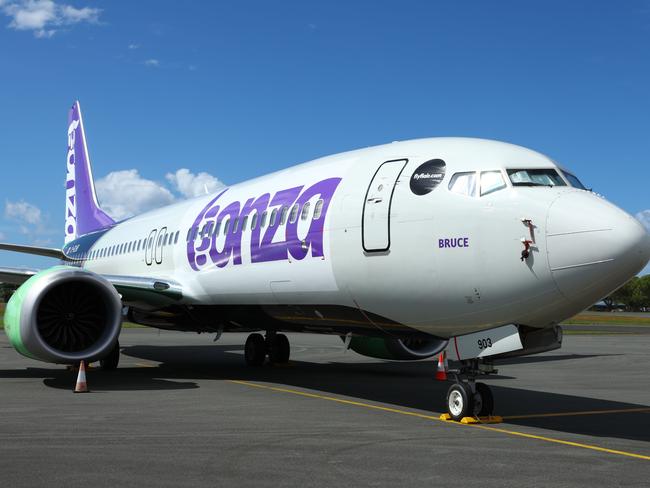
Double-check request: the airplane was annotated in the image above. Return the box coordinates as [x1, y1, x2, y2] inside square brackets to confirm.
[1, 101, 649, 421]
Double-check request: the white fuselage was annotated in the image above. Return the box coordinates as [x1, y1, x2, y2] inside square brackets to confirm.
[72, 138, 650, 338]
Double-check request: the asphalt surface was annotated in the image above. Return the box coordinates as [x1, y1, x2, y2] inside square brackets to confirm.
[1, 329, 649, 487]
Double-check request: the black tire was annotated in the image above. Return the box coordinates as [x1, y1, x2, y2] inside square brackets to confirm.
[269, 334, 290, 364]
[245, 333, 266, 366]
[446, 383, 473, 421]
[474, 382, 494, 417]
[99, 341, 120, 370]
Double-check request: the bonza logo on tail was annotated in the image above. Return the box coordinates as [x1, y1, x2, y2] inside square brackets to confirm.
[187, 177, 342, 270]
[64, 118, 80, 243]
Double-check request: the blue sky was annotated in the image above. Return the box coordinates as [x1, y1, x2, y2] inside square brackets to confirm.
[0, 0, 648, 273]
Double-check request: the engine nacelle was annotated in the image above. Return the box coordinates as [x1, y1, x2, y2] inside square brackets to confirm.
[347, 335, 448, 360]
[3, 266, 122, 363]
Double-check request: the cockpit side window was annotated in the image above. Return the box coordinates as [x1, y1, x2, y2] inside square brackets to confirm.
[448, 172, 477, 197]
[507, 169, 566, 187]
[561, 170, 587, 190]
[480, 171, 507, 196]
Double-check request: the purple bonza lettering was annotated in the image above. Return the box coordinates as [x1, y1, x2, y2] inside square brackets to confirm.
[210, 200, 242, 268]
[254, 186, 303, 263]
[186, 177, 342, 271]
[187, 188, 229, 271]
[286, 178, 340, 260]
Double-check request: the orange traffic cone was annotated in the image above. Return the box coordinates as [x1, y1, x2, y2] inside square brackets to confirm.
[74, 360, 89, 393]
[434, 352, 448, 381]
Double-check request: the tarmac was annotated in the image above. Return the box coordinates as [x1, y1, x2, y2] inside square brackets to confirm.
[1, 328, 649, 487]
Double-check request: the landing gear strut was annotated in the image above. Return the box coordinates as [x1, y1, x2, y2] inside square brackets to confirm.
[444, 359, 495, 421]
[99, 341, 120, 370]
[244, 332, 291, 366]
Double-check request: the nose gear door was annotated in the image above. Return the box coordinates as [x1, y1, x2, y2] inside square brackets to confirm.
[362, 159, 407, 252]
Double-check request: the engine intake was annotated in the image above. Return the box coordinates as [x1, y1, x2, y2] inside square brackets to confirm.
[4, 266, 122, 363]
[346, 335, 448, 360]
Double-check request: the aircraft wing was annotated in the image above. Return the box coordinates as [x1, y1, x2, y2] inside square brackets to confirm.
[0, 267, 183, 305]
[0, 243, 70, 261]
[0, 267, 39, 285]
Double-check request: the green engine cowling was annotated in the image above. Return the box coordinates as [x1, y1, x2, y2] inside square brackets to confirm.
[347, 335, 448, 360]
[4, 266, 122, 363]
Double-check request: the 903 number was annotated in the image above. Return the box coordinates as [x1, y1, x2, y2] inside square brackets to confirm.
[477, 338, 493, 350]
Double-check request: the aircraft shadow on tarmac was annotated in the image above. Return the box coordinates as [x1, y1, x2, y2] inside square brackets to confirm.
[2, 343, 648, 444]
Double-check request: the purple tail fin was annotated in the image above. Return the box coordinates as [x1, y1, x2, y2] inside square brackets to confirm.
[64, 101, 115, 244]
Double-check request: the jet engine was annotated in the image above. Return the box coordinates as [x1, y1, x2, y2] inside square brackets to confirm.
[3, 266, 122, 363]
[346, 335, 448, 360]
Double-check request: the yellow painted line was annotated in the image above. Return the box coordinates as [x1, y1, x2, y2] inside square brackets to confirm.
[228, 379, 650, 461]
[135, 362, 158, 368]
[503, 407, 650, 420]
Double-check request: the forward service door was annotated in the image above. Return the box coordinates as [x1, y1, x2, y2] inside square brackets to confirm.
[362, 159, 407, 252]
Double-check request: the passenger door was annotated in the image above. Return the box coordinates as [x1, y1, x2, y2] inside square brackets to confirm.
[362, 159, 407, 252]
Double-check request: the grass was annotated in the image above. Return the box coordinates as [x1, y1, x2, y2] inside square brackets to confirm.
[562, 313, 650, 326]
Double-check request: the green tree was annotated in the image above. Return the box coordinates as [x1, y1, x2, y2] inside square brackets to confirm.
[604, 275, 650, 311]
[605, 278, 638, 311]
[0, 283, 18, 303]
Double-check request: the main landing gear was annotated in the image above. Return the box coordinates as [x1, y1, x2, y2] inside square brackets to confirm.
[99, 340, 120, 371]
[444, 359, 495, 421]
[244, 332, 290, 366]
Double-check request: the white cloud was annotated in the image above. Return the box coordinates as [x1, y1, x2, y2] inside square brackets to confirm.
[95, 170, 175, 220]
[1, 0, 101, 38]
[166, 168, 225, 198]
[5, 199, 42, 225]
[0, 231, 6, 241]
[637, 210, 650, 232]
[128, 43, 139, 49]
[144, 58, 159, 67]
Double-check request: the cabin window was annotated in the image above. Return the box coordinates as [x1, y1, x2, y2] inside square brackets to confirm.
[175, 230, 180, 244]
[260, 211, 268, 228]
[251, 212, 258, 230]
[270, 208, 278, 226]
[224, 218, 231, 235]
[280, 206, 288, 225]
[448, 172, 477, 197]
[289, 204, 299, 223]
[241, 215, 248, 231]
[301, 202, 311, 220]
[214, 220, 221, 236]
[233, 217, 239, 233]
[480, 171, 507, 196]
[313, 200, 324, 219]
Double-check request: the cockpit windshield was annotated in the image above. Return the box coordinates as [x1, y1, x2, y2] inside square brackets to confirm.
[561, 170, 587, 190]
[507, 169, 567, 187]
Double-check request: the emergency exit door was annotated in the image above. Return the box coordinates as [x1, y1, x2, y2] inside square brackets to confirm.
[362, 159, 407, 252]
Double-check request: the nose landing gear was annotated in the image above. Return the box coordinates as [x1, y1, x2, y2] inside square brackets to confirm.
[443, 359, 497, 422]
[244, 332, 291, 366]
[445, 381, 494, 421]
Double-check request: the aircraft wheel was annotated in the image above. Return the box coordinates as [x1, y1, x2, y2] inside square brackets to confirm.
[245, 333, 266, 366]
[99, 341, 120, 370]
[269, 334, 290, 364]
[446, 383, 473, 421]
[474, 382, 494, 417]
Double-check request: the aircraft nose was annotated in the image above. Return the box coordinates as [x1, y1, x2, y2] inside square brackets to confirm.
[546, 191, 650, 303]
